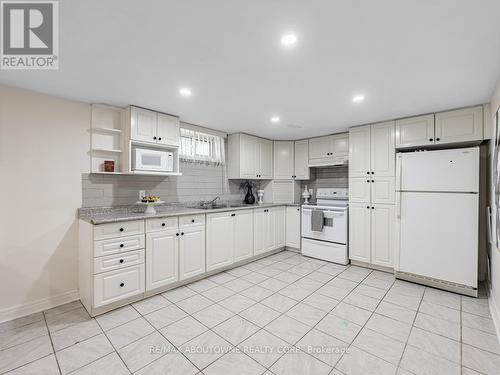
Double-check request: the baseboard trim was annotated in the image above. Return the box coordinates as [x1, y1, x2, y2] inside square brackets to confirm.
[0, 290, 80, 324]
[488, 284, 500, 344]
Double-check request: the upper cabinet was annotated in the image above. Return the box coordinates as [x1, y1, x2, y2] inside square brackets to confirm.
[129, 106, 180, 147]
[308, 133, 349, 167]
[228, 133, 273, 179]
[395, 106, 483, 149]
[435, 106, 483, 145]
[273, 140, 310, 180]
[349, 122, 395, 178]
[395, 114, 435, 149]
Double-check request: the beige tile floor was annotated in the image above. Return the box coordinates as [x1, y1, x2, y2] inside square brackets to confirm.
[1, 250, 499, 375]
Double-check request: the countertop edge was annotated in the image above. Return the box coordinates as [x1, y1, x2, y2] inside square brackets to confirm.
[79, 203, 301, 225]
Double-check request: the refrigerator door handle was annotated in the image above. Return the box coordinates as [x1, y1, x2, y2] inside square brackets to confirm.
[395, 154, 402, 191]
[396, 191, 401, 219]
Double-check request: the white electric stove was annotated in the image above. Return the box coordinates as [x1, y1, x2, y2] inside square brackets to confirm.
[301, 188, 349, 264]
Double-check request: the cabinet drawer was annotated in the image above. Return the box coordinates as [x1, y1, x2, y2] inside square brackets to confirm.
[179, 214, 205, 228]
[94, 234, 145, 257]
[94, 264, 145, 308]
[93, 220, 144, 240]
[146, 217, 178, 232]
[94, 249, 144, 274]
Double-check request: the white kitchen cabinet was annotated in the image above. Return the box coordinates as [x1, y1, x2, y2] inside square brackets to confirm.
[146, 229, 179, 291]
[179, 225, 205, 280]
[206, 212, 234, 271]
[254, 206, 286, 255]
[349, 125, 371, 178]
[308, 133, 349, 166]
[274, 141, 295, 179]
[228, 133, 273, 179]
[234, 210, 254, 262]
[371, 204, 395, 268]
[130, 107, 157, 143]
[395, 114, 435, 149]
[348, 203, 371, 263]
[294, 140, 310, 180]
[129, 106, 180, 146]
[94, 264, 145, 308]
[435, 106, 483, 145]
[286, 206, 301, 249]
[348, 178, 371, 203]
[371, 177, 395, 204]
[371, 121, 395, 177]
[157, 113, 180, 146]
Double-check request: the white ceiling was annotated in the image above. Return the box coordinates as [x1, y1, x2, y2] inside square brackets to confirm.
[1, 0, 500, 139]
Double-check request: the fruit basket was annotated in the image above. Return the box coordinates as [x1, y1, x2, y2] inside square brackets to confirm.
[136, 196, 164, 214]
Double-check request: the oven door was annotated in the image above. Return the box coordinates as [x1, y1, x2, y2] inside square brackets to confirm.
[301, 207, 347, 244]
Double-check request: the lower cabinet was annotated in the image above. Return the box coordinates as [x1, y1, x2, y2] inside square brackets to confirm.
[179, 225, 206, 280]
[254, 206, 285, 255]
[349, 203, 395, 268]
[206, 209, 256, 271]
[286, 206, 300, 249]
[206, 212, 234, 272]
[146, 229, 179, 291]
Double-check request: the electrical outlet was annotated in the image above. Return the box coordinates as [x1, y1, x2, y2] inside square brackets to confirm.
[139, 190, 146, 199]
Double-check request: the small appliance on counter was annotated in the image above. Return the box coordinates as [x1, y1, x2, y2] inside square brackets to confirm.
[301, 188, 349, 264]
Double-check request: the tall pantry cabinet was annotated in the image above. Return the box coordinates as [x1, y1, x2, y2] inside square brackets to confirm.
[348, 121, 396, 269]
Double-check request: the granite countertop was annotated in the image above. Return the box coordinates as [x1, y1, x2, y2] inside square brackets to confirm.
[79, 202, 301, 225]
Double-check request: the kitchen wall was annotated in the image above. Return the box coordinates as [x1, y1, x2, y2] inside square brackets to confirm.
[488, 76, 500, 335]
[301, 165, 348, 201]
[0, 85, 90, 322]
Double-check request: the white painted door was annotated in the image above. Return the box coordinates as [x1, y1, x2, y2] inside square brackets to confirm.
[286, 206, 301, 248]
[130, 107, 157, 143]
[348, 203, 371, 263]
[206, 212, 234, 271]
[240, 134, 258, 178]
[332, 133, 349, 161]
[294, 140, 310, 180]
[259, 139, 274, 179]
[253, 209, 265, 255]
[371, 177, 396, 204]
[274, 141, 294, 179]
[157, 113, 180, 146]
[274, 206, 286, 248]
[371, 121, 395, 177]
[371, 204, 395, 268]
[349, 126, 371, 178]
[348, 178, 371, 203]
[179, 226, 205, 280]
[309, 136, 333, 165]
[395, 114, 435, 149]
[146, 229, 179, 291]
[435, 106, 483, 145]
[234, 210, 254, 262]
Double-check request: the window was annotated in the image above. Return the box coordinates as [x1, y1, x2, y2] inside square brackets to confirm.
[179, 128, 225, 165]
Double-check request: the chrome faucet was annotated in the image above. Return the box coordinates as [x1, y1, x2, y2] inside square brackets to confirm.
[201, 196, 220, 207]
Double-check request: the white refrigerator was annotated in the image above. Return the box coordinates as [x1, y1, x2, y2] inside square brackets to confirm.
[395, 147, 479, 296]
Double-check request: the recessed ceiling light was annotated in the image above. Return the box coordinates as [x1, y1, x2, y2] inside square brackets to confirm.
[280, 34, 297, 46]
[271, 116, 280, 123]
[352, 94, 365, 103]
[179, 88, 192, 97]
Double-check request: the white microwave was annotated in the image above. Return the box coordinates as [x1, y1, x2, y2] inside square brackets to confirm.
[133, 148, 173, 172]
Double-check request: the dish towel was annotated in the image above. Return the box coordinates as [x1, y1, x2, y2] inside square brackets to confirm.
[311, 210, 324, 232]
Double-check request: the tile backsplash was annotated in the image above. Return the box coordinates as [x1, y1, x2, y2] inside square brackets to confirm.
[82, 162, 347, 207]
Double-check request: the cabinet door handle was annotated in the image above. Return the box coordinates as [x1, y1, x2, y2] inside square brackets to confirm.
[366, 206, 370, 209]
[120, 282, 124, 287]
[181, 232, 184, 235]
[367, 179, 370, 183]
[371, 172, 374, 174]
[429, 138, 433, 142]
[371, 180, 374, 183]
[371, 206, 375, 209]
[158, 137, 162, 141]
[366, 171, 370, 175]
[231, 213, 236, 216]
[119, 228, 124, 232]
[176, 233, 179, 236]
[161, 223, 166, 227]
[297, 208, 300, 211]
[436, 138, 440, 141]
[119, 259, 124, 264]
[191, 219, 195, 223]
[119, 244, 124, 248]
[153, 136, 157, 140]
